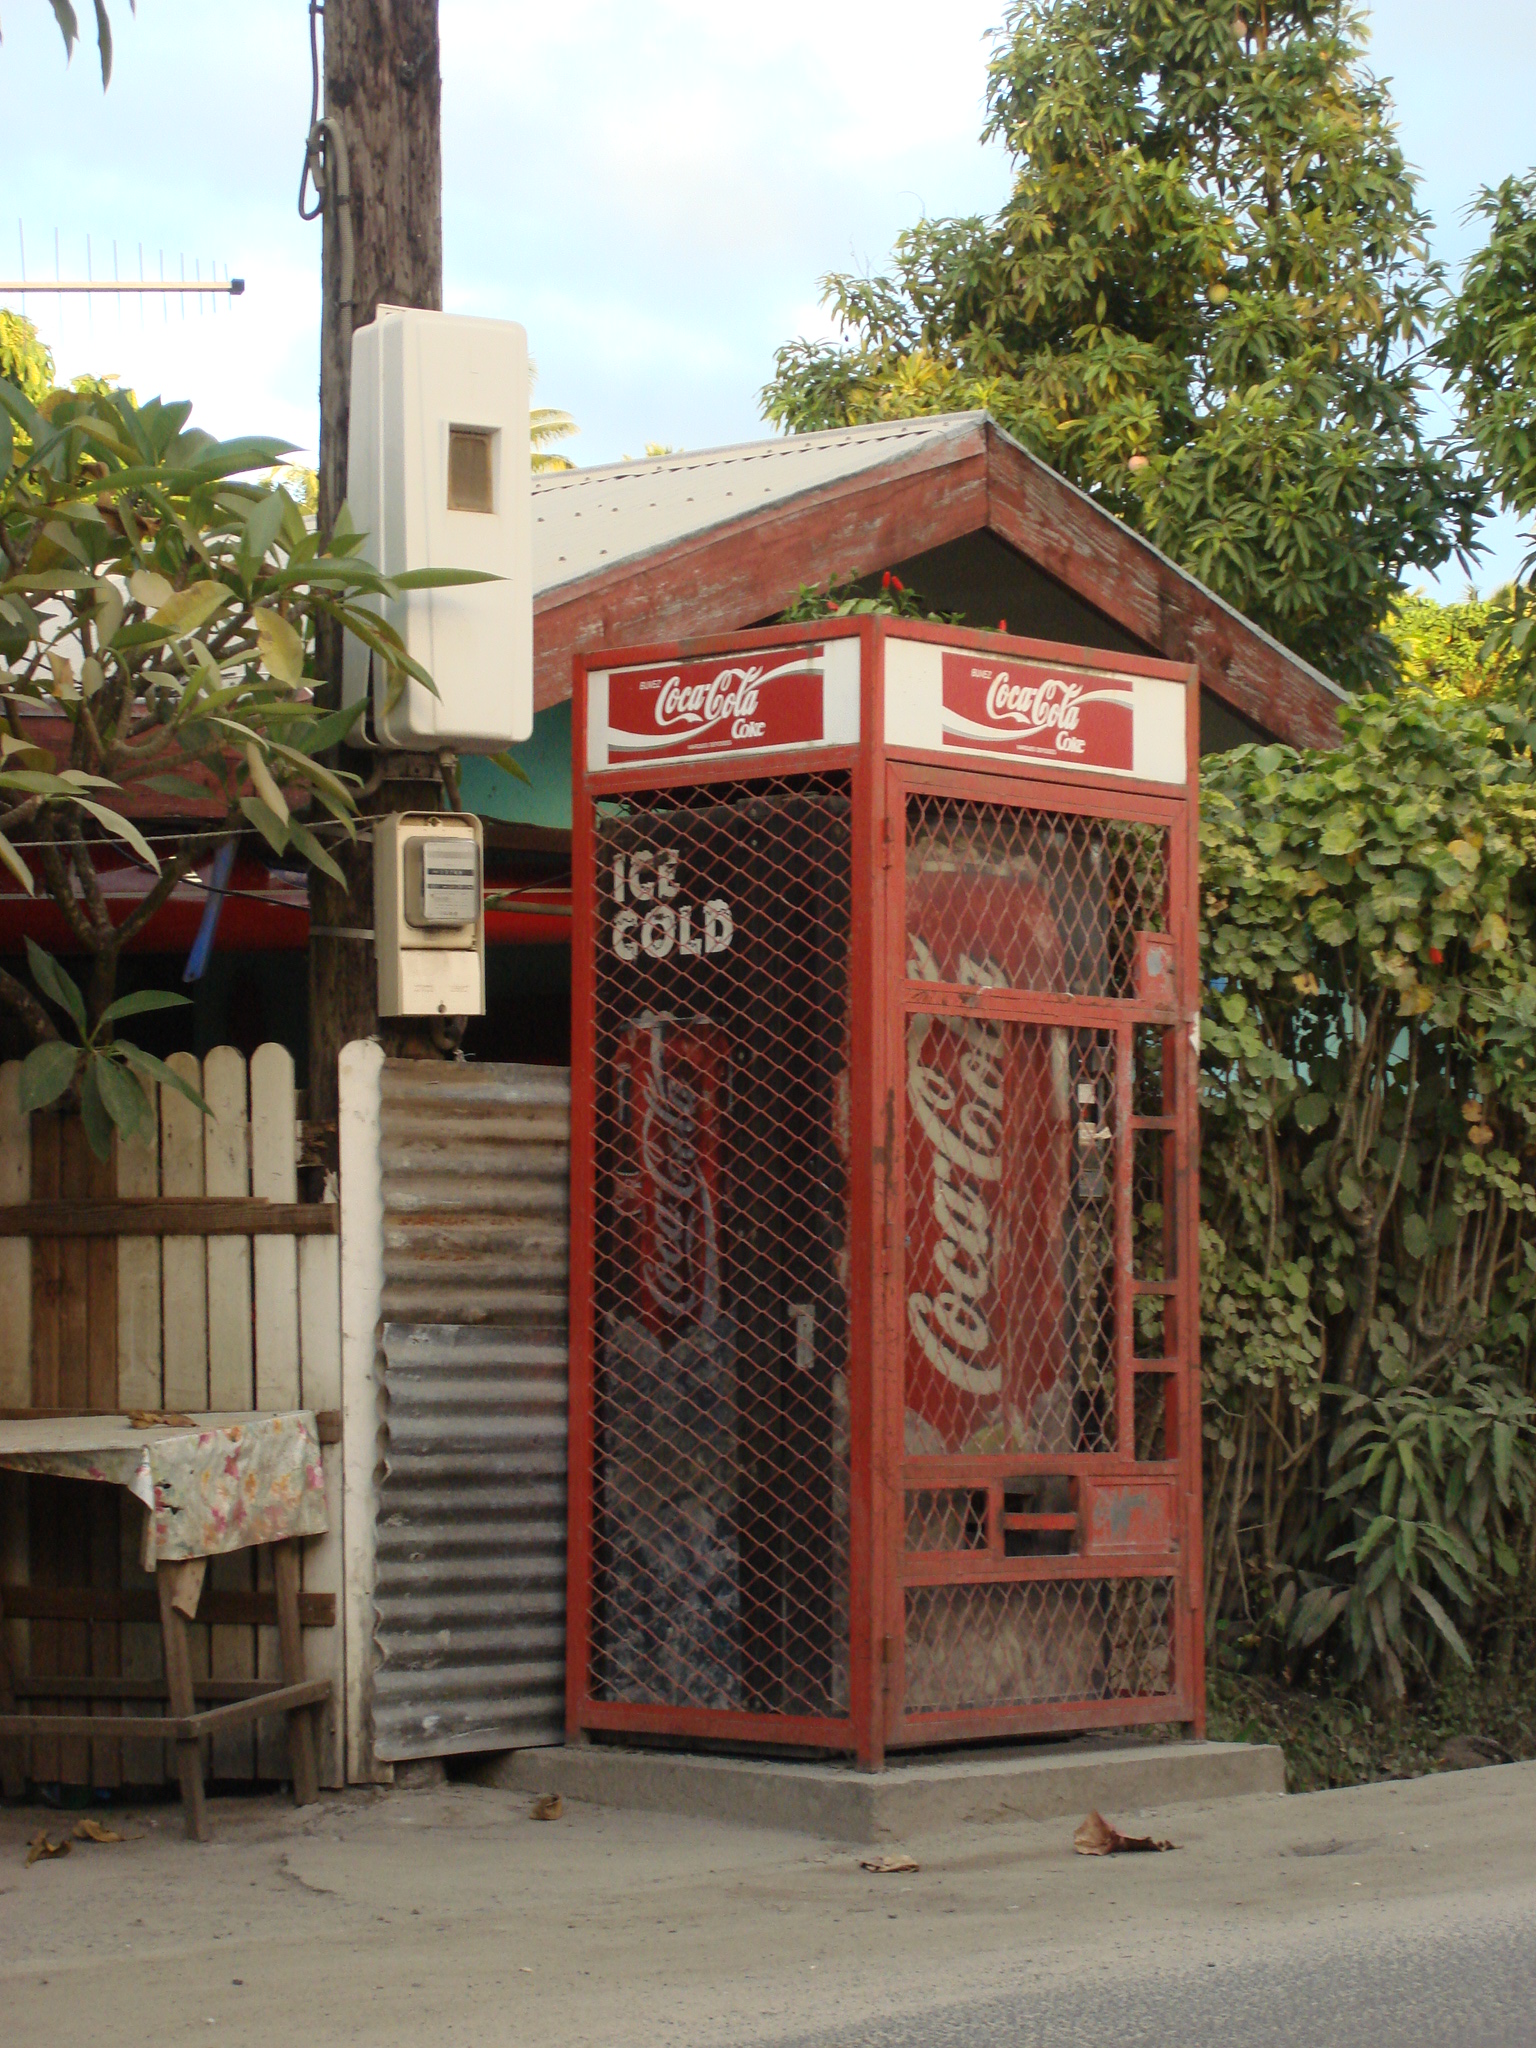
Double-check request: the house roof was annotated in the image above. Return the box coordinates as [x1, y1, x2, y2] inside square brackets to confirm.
[529, 412, 1345, 751]
[532, 417, 971, 595]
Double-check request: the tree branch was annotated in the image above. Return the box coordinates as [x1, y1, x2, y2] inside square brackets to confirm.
[111, 833, 205, 950]
[0, 964, 61, 1045]
[35, 818, 97, 954]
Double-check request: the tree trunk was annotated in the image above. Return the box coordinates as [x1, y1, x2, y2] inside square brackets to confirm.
[309, 0, 443, 1150]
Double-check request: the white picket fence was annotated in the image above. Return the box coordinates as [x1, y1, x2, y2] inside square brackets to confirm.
[0, 1044, 344, 1788]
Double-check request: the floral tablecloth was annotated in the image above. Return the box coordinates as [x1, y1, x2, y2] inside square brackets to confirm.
[0, 1412, 328, 1567]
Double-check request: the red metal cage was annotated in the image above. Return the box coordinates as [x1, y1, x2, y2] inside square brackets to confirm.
[568, 619, 1203, 1766]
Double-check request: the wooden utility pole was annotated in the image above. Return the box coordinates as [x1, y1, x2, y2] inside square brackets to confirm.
[308, 0, 443, 1144]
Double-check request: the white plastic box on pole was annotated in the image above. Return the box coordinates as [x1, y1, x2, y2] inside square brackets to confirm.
[343, 307, 533, 750]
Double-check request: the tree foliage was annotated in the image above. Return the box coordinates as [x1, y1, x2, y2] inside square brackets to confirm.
[1199, 690, 1536, 1695]
[764, 0, 1481, 689]
[0, 313, 54, 408]
[1439, 171, 1536, 684]
[1385, 590, 1513, 704]
[0, 373, 481, 1154]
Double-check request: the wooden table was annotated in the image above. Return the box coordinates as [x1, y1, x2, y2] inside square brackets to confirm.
[0, 1412, 332, 1841]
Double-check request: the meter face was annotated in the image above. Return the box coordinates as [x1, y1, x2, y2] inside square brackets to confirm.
[406, 836, 480, 927]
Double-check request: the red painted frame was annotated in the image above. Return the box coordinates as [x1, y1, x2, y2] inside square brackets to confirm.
[568, 618, 1203, 1766]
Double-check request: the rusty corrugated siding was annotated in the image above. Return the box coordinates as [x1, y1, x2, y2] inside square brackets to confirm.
[372, 1062, 570, 1760]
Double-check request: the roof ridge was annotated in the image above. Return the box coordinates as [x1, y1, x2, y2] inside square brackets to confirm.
[531, 412, 985, 494]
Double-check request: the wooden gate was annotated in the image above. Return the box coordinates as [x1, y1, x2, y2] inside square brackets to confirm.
[0, 1044, 344, 1790]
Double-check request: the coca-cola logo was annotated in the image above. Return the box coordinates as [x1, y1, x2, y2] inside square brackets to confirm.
[654, 671, 763, 733]
[983, 674, 1083, 736]
[906, 935, 1008, 1398]
[940, 651, 1134, 769]
[605, 651, 825, 760]
[638, 1066, 710, 1321]
[631, 1020, 722, 1329]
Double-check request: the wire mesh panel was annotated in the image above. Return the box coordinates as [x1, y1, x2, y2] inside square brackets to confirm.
[585, 773, 853, 1721]
[904, 1579, 1175, 1713]
[903, 1017, 1118, 1459]
[905, 795, 1170, 998]
[897, 781, 1189, 1735]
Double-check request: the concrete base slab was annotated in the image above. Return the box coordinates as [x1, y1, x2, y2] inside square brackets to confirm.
[473, 1737, 1285, 1842]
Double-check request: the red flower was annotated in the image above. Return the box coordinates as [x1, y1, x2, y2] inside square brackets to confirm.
[891, 576, 904, 594]
[1428, 946, 1444, 965]
[881, 570, 892, 589]
[998, 618, 1007, 633]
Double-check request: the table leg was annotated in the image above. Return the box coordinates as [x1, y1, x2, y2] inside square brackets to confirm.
[156, 1565, 209, 1842]
[0, 1584, 24, 1801]
[273, 1540, 319, 1809]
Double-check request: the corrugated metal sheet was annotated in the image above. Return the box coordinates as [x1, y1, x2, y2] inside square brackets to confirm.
[372, 1061, 570, 1760]
[380, 1060, 569, 1328]
[532, 414, 982, 594]
[374, 1322, 567, 1758]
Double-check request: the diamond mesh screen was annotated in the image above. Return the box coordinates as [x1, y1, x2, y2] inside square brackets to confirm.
[904, 1022, 1118, 1458]
[587, 774, 852, 1717]
[905, 797, 1169, 998]
[903, 1579, 1175, 1712]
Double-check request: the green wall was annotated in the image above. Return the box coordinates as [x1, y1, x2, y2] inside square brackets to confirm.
[459, 700, 572, 829]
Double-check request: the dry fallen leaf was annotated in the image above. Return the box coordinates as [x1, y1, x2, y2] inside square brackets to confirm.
[128, 1410, 195, 1429]
[531, 1793, 563, 1821]
[25, 1830, 71, 1867]
[74, 1817, 127, 1844]
[1073, 1810, 1175, 1856]
[859, 1851, 920, 1874]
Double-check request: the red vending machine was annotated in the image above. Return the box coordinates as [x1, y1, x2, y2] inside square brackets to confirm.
[568, 620, 1202, 1767]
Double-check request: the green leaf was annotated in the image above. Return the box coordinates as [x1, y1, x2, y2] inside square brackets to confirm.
[17, 1039, 79, 1113]
[89, 1050, 153, 1142]
[1293, 1093, 1330, 1132]
[240, 491, 286, 572]
[488, 751, 533, 785]
[116, 1042, 212, 1120]
[96, 989, 193, 1030]
[24, 937, 87, 1038]
[239, 792, 290, 856]
[253, 605, 305, 686]
[290, 699, 367, 756]
[151, 581, 233, 639]
[0, 829, 35, 895]
[1402, 1212, 1431, 1260]
[141, 773, 214, 801]
[1408, 1581, 1472, 1667]
[78, 1057, 115, 1163]
[285, 819, 346, 888]
[70, 800, 161, 873]
[388, 567, 500, 590]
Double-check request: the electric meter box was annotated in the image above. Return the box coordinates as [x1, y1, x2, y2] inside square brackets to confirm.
[567, 617, 1205, 1769]
[343, 306, 533, 752]
[375, 811, 485, 1018]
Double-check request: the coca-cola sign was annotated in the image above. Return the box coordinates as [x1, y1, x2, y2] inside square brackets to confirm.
[941, 652, 1133, 770]
[604, 651, 825, 764]
[616, 1014, 726, 1336]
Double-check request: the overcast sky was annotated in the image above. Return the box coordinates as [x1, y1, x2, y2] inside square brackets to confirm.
[6, 0, 1533, 590]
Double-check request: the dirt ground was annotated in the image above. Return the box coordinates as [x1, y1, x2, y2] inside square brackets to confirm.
[2, 1760, 1534, 2046]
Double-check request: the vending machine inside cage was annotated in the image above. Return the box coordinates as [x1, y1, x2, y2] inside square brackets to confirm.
[568, 620, 1203, 1766]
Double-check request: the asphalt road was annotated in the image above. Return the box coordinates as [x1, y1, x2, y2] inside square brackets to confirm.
[3, 1759, 1534, 2047]
[774, 1900, 1536, 2048]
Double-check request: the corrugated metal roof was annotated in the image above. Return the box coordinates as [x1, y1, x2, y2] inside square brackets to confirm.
[370, 1060, 572, 1761]
[532, 413, 981, 596]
